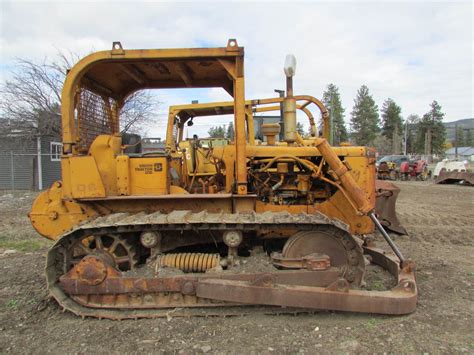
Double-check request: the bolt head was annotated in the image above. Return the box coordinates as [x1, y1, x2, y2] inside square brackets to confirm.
[48, 211, 59, 220]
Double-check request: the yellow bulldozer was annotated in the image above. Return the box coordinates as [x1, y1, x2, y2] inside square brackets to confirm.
[29, 40, 416, 319]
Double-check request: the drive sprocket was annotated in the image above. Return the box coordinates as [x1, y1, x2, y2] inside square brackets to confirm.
[65, 234, 138, 272]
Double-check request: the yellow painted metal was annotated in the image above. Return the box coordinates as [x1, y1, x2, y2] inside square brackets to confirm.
[256, 146, 374, 234]
[261, 123, 280, 145]
[29, 182, 98, 240]
[234, 77, 247, 194]
[253, 95, 330, 139]
[128, 157, 169, 195]
[165, 97, 321, 151]
[116, 155, 130, 195]
[163, 94, 375, 232]
[254, 104, 317, 137]
[283, 97, 297, 143]
[245, 106, 256, 145]
[313, 137, 373, 214]
[68, 156, 106, 198]
[160, 253, 220, 272]
[60, 158, 72, 197]
[89, 135, 121, 196]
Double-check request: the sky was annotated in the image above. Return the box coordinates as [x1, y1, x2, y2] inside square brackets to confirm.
[0, 0, 472, 138]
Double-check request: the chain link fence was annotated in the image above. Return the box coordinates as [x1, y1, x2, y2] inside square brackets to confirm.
[0, 152, 60, 191]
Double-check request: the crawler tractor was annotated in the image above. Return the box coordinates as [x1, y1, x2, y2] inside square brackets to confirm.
[29, 40, 416, 319]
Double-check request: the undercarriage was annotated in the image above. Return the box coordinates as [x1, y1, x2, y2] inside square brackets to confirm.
[47, 211, 417, 319]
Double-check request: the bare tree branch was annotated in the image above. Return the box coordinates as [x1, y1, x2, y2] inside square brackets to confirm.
[120, 91, 159, 134]
[0, 51, 159, 141]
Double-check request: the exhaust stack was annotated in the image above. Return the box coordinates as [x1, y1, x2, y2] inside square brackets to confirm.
[283, 54, 297, 143]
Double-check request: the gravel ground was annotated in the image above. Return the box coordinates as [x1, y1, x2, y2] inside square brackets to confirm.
[0, 181, 473, 353]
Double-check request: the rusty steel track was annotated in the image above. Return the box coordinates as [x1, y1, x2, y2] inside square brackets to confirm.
[46, 210, 416, 319]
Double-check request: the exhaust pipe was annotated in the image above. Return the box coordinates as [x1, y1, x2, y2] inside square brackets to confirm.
[283, 54, 297, 144]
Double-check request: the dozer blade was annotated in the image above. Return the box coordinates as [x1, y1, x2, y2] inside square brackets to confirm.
[435, 170, 474, 185]
[375, 180, 407, 235]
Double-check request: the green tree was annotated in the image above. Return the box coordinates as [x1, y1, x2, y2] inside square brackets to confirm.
[296, 122, 305, 136]
[405, 114, 420, 154]
[322, 83, 348, 144]
[208, 125, 226, 138]
[226, 122, 234, 140]
[466, 129, 474, 146]
[350, 85, 380, 146]
[454, 126, 465, 147]
[381, 98, 403, 153]
[416, 101, 447, 155]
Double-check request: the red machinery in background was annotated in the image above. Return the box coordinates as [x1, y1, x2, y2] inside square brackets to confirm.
[399, 160, 429, 181]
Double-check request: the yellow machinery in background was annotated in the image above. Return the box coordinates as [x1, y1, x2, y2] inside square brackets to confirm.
[29, 40, 416, 319]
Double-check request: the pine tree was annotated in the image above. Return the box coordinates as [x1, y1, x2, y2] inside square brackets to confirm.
[405, 114, 420, 154]
[226, 122, 234, 140]
[416, 101, 447, 155]
[454, 126, 465, 147]
[350, 85, 380, 146]
[322, 84, 348, 144]
[466, 129, 474, 146]
[296, 122, 305, 136]
[381, 98, 403, 153]
[208, 125, 226, 138]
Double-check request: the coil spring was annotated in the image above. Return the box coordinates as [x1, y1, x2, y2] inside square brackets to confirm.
[160, 253, 220, 273]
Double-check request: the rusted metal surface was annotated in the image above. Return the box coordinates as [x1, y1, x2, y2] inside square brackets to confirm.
[271, 253, 331, 271]
[197, 246, 416, 315]
[280, 230, 365, 284]
[46, 210, 352, 318]
[66, 234, 138, 272]
[377, 161, 397, 180]
[58, 246, 416, 315]
[435, 170, 474, 185]
[60, 256, 341, 296]
[74, 255, 108, 286]
[375, 180, 407, 235]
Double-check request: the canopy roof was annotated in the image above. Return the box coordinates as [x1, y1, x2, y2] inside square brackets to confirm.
[83, 56, 236, 99]
[61, 40, 245, 151]
[66, 40, 244, 101]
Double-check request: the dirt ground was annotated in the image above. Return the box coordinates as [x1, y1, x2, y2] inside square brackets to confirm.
[0, 181, 473, 353]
